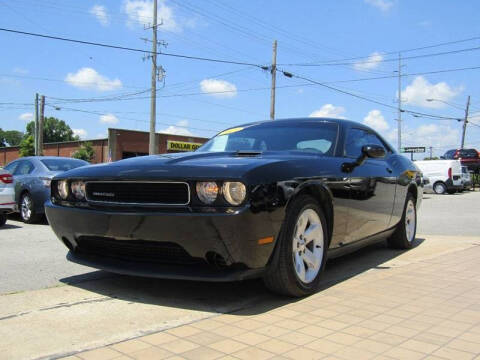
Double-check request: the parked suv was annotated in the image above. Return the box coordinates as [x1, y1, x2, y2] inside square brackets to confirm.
[443, 148, 480, 173]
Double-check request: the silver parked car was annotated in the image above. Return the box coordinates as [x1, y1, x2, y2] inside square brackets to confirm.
[4, 156, 88, 223]
[0, 168, 15, 227]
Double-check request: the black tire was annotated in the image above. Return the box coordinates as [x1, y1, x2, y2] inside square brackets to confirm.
[388, 193, 417, 249]
[433, 182, 447, 194]
[0, 214, 6, 227]
[19, 193, 41, 224]
[263, 195, 328, 297]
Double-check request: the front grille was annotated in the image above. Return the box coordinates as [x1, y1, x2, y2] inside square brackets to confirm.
[85, 181, 190, 205]
[76, 236, 201, 265]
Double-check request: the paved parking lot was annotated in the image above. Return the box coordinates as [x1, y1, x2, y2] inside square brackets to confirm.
[0, 191, 479, 359]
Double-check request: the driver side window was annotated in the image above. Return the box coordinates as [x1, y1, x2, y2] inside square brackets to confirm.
[345, 128, 386, 158]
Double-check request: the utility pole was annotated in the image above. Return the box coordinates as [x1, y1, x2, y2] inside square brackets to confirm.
[397, 53, 402, 152]
[148, 0, 158, 155]
[34, 93, 39, 156]
[461, 95, 470, 149]
[38, 95, 45, 156]
[270, 40, 277, 120]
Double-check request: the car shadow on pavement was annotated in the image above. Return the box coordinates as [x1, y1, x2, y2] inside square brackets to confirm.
[0, 223, 22, 230]
[60, 237, 425, 316]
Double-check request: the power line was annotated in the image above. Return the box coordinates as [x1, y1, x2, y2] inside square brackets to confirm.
[44, 104, 221, 133]
[281, 46, 480, 67]
[0, 27, 268, 69]
[281, 35, 480, 65]
[279, 69, 463, 121]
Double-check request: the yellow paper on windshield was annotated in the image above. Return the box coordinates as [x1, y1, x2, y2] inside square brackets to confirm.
[219, 127, 243, 136]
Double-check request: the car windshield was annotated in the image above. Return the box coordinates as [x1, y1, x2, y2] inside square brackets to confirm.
[459, 149, 478, 158]
[197, 121, 338, 155]
[40, 158, 88, 172]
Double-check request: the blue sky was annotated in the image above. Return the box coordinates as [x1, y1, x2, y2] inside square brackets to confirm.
[1, 0, 480, 158]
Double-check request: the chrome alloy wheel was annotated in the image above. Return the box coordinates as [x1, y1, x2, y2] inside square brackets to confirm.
[292, 208, 324, 284]
[21, 195, 32, 221]
[405, 199, 416, 243]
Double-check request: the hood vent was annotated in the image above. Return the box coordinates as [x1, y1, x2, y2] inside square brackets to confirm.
[235, 150, 262, 157]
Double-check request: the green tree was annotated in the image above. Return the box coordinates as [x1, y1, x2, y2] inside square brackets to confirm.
[25, 117, 79, 143]
[72, 142, 94, 162]
[19, 135, 35, 157]
[0, 129, 24, 147]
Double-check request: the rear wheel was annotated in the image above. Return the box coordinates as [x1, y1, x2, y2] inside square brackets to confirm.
[0, 214, 6, 227]
[20, 193, 40, 224]
[388, 193, 416, 249]
[433, 182, 447, 194]
[263, 195, 328, 297]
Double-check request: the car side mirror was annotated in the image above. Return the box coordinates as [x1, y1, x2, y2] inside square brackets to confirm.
[342, 144, 385, 173]
[362, 144, 385, 159]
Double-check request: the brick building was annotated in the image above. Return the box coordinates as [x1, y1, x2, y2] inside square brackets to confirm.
[0, 128, 209, 166]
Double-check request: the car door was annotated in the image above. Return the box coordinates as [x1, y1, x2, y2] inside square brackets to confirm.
[343, 127, 396, 244]
[12, 160, 36, 195]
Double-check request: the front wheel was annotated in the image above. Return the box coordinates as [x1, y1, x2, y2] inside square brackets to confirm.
[433, 182, 447, 194]
[263, 195, 328, 297]
[388, 193, 417, 249]
[0, 214, 6, 227]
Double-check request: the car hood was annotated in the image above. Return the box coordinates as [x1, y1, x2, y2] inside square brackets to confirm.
[54, 151, 316, 180]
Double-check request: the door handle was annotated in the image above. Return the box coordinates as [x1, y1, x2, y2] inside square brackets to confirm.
[386, 167, 393, 173]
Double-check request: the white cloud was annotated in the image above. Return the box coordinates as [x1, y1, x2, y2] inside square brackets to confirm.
[123, 0, 180, 32]
[354, 52, 384, 71]
[365, 0, 394, 12]
[160, 120, 193, 136]
[99, 113, 119, 124]
[401, 76, 462, 109]
[73, 128, 88, 139]
[13, 67, 28, 75]
[90, 5, 110, 26]
[19, 112, 33, 121]
[386, 124, 460, 152]
[363, 109, 389, 132]
[200, 79, 237, 98]
[65, 68, 122, 91]
[309, 104, 346, 119]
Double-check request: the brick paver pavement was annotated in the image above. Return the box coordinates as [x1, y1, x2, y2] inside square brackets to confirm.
[60, 245, 480, 360]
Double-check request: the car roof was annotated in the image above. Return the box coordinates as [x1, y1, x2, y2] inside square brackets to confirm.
[223, 117, 371, 132]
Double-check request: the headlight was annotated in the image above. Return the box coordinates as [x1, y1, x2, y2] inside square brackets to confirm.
[222, 182, 246, 206]
[196, 181, 218, 204]
[71, 181, 86, 200]
[57, 180, 69, 200]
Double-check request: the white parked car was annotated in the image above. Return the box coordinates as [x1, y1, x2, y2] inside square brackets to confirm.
[0, 168, 15, 227]
[414, 160, 462, 194]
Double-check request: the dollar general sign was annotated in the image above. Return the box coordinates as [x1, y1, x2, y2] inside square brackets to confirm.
[167, 140, 203, 152]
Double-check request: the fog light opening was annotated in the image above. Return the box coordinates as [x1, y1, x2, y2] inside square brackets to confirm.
[205, 251, 228, 269]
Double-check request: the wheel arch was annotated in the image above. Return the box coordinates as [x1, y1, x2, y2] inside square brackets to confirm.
[407, 183, 418, 202]
[287, 181, 334, 244]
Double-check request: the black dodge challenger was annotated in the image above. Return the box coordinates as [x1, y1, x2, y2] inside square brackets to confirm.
[46, 118, 423, 296]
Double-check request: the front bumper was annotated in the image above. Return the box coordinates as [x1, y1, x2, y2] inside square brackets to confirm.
[45, 202, 284, 281]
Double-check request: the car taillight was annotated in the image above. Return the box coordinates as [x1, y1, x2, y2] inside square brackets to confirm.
[448, 167, 452, 179]
[0, 174, 13, 184]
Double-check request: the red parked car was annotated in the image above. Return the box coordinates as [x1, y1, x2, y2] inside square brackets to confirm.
[443, 148, 480, 173]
